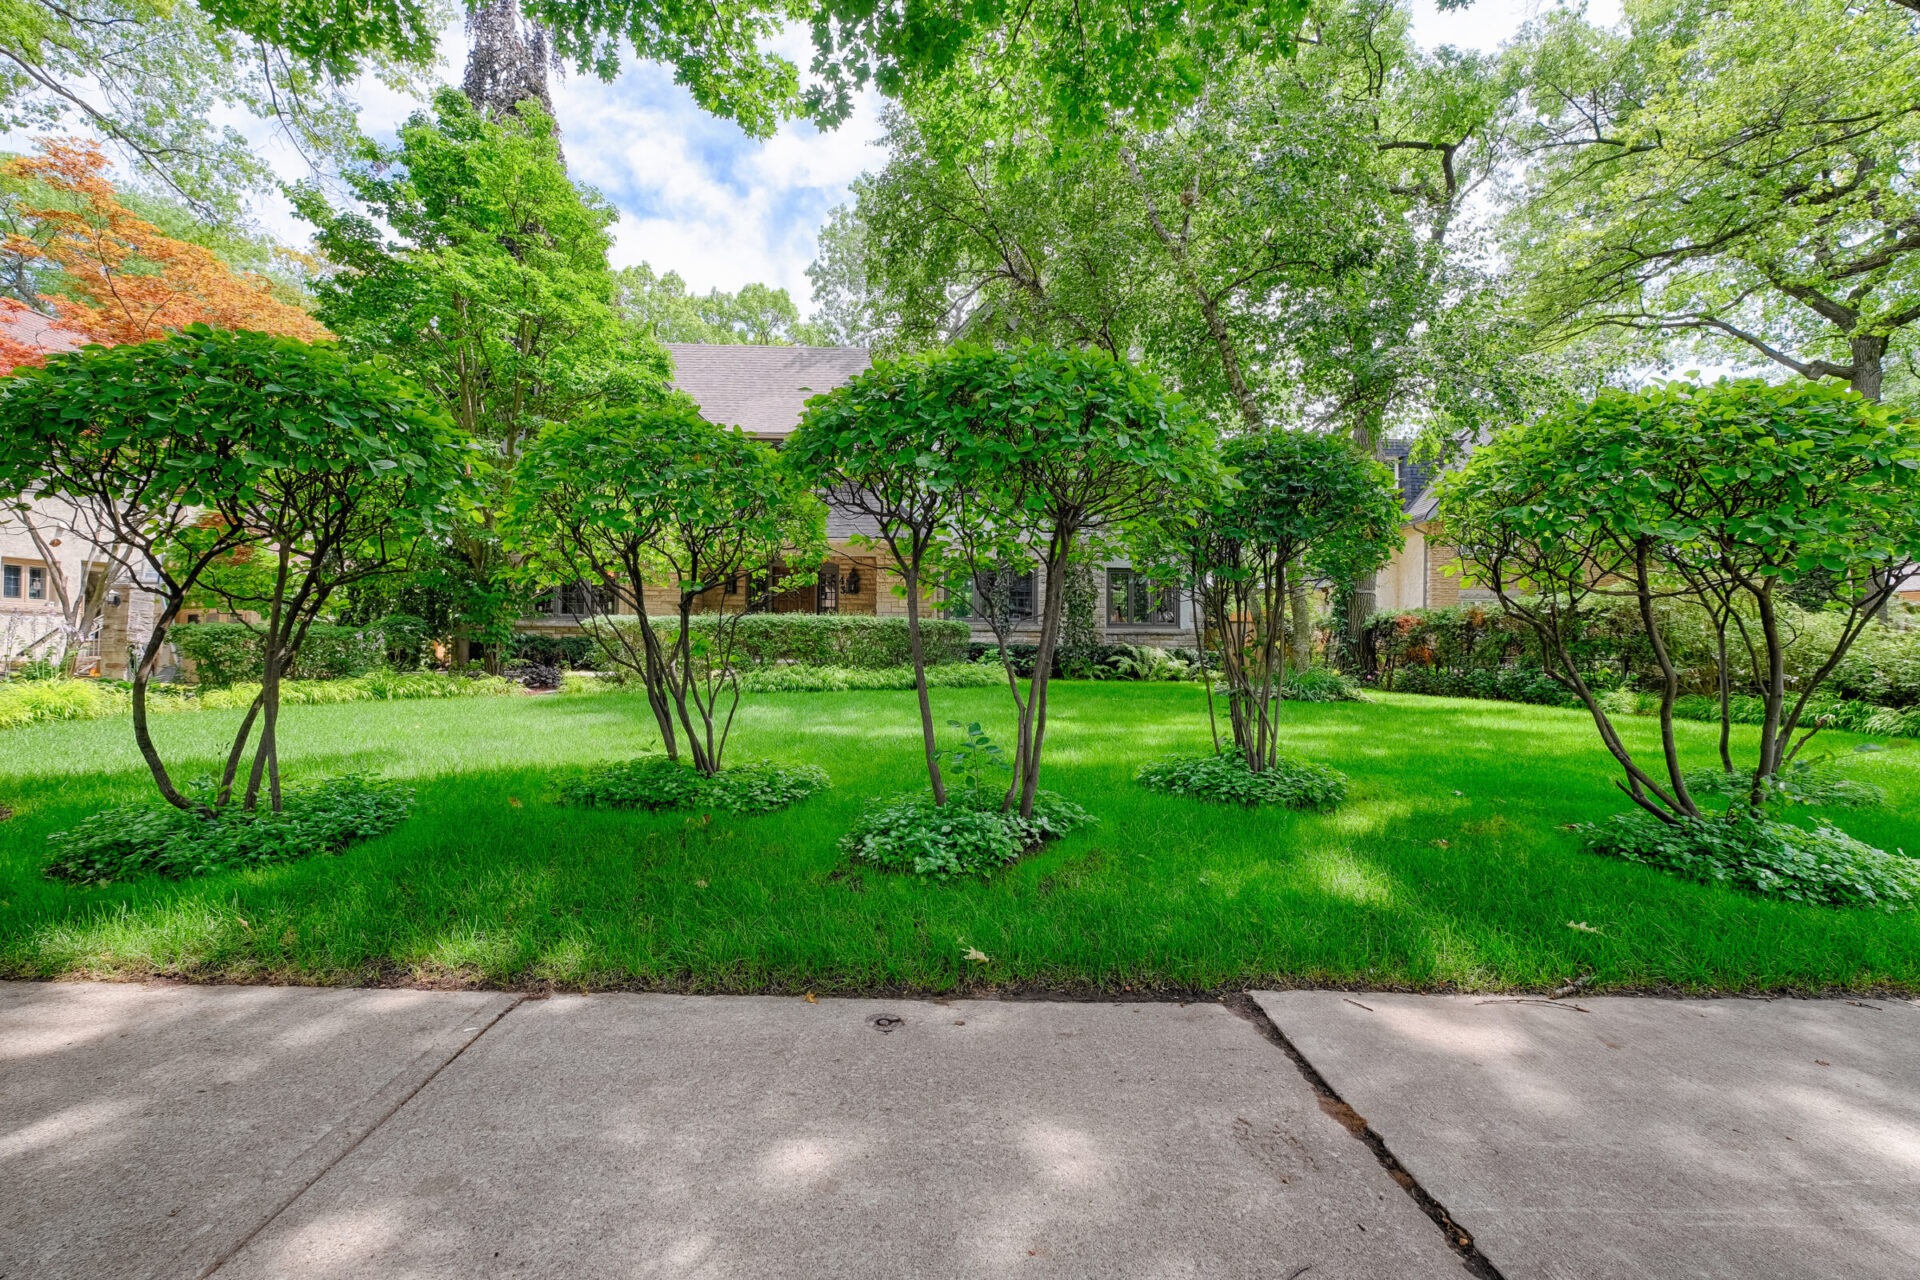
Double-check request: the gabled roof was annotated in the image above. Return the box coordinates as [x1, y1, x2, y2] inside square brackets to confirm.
[665, 343, 871, 440]
[0, 301, 83, 359]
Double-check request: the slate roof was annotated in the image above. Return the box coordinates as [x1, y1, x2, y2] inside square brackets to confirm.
[665, 343, 871, 440]
[1377, 438, 1441, 518]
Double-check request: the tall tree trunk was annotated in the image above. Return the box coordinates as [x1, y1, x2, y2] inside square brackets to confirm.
[1849, 333, 1886, 401]
[1288, 564, 1313, 671]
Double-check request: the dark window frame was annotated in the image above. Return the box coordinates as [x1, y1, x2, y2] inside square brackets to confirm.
[1107, 567, 1178, 627]
[1, 564, 17, 599]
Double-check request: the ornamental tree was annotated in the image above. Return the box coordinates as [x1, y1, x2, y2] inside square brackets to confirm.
[0, 139, 330, 349]
[0, 326, 468, 813]
[1186, 431, 1402, 772]
[787, 349, 1008, 804]
[506, 402, 824, 775]
[942, 346, 1217, 820]
[1442, 379, 1920, 823]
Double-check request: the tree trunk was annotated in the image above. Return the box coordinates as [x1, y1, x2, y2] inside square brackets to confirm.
[1288, 565, 1313, 671]
[1849, 333, 1886, 401]
[902, 563, 947, 805]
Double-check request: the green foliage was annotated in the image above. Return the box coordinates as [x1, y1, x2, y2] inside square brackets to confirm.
[839, 786, 1096, 879]
[0, 677, 122, 731]
[735, 664, 999, 693]
[554, 757, 829, 815]
[196, 673, 521, 709]
[944, 719, 1009, 793]
[1281, 667, 1366, 703]
[1101, 644, 1197, 682]
[626, 615, 972, 671]
[45, 774, 412, 885]
[1135, 752, 1348, 810]
[171, 623, 386, 687]
[1579, 809, 1917, 911]
[1510, 0, 1920, 400]
[616, 263, 827, 344]
[1682, 758, 1886, 811]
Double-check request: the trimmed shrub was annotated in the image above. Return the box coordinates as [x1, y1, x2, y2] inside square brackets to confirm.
[1579, 809, 1917, 910]
[593, 615, 971, 671]
[511, 632, 600, 669]
[171, 622, 385, 686]
[46, 774, 413, 885]
[554, 757, 829, 814]
[1135, 752, 1348, 810]
[840, 786, 1096, 878]
[737, 663, 1002, 693]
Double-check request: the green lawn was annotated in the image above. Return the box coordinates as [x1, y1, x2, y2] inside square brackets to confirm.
[2, 684, 1917, 993]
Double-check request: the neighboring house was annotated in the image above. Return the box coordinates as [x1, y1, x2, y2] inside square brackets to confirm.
[1372, 439, 1488, 614]
[516, 343, 1196, 645]
[0, 305, 163, 677]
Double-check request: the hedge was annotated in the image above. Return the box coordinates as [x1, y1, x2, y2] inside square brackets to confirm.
[171, 622, 387, 686]
[592, 615, 972, 670]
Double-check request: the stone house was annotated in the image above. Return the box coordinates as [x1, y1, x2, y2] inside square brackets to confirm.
[0, 306, 164, 677]
[516, 343, 1197, 648]
[1371, 439, 1487, 614]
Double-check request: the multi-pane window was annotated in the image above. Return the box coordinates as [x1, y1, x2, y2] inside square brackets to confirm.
[532, 582, 601, 617]
[971, 565, 1035, 621]
[1107, 567, 1177, 626]
[816, 564, 841, 613]
[1, 564, 45, 601]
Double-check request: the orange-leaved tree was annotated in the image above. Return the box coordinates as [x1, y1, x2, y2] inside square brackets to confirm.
[1, 139, 330, 353]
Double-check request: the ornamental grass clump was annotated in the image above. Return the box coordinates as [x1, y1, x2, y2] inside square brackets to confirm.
[1579, 808, 1917, 911]
[1135, 751, 1348, 810]
[555, 757, 829, 815]
[46, 774, 412, 885]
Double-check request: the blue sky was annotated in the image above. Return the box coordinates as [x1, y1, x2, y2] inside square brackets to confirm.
[250, 0, 1620, 313]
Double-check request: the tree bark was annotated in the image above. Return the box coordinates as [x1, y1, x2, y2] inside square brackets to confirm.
[901, 561, 947, 805]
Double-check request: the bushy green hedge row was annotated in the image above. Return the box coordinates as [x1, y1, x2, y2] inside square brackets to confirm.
[1383, 666, 1920, 739]
[737, 663, 1002, 693]
[597, 614, 972, 670]
[171, 622, 388, 686]
[1367, 602, 1920, 707]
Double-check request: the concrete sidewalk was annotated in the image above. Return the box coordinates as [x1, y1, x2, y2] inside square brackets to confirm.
[3, 983, 1916, 1280]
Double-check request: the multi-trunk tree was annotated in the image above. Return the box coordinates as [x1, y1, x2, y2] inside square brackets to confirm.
[1184, 431, 1402, 771]
[1442, 379, 1920, 823]
[506, 402, 824, 775]
[0, 326, 467, 813]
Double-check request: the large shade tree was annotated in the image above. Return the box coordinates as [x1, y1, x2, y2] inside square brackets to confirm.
[1509, 0, 1920, 404]
[0, 326, 468, 812]
[296, 88, 669, 667]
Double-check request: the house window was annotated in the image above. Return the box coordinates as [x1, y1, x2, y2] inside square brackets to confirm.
[2, 564, 44, 601]
[971, 565, 1035, 621]
[1, 565, 17, 599]
[1107, 567, 1177, 626]
[533, 582, 601, 617]
[816, 564, 841, 614]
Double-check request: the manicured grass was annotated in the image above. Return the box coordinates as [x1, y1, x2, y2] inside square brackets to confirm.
[1, 684, 1916, 993]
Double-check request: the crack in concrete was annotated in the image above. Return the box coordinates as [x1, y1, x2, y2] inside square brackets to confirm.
[196, 993, 526, 1279]
[1223, 993, 1507, 1280]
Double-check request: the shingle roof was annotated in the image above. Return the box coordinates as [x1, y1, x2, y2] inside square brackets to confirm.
[0, 302, 83, 358]
[665, 343, 871, 440]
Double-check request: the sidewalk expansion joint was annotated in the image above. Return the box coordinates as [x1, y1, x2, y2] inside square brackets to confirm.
[197, 993, 527, 1279]
[1223, 993, 1507, 1280]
